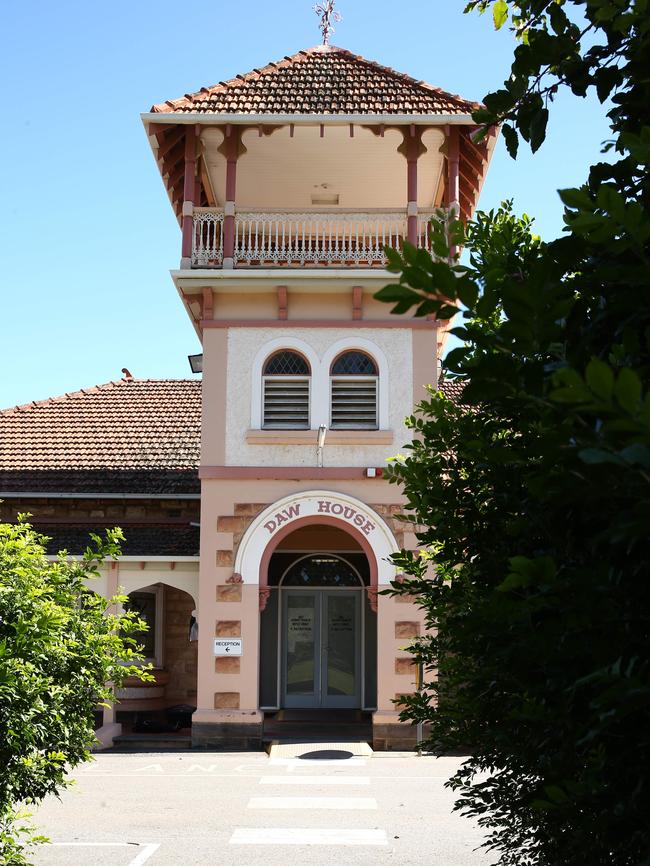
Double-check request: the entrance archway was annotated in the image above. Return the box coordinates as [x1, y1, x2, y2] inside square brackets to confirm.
[233, 489, 399, 594]
[258, 520, 380, 711]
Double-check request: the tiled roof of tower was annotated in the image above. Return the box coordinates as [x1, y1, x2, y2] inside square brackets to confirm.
[0, 379, 201, 494]
[151, 45, 480, 116]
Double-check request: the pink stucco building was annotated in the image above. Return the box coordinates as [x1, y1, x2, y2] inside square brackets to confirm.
[0, 42, 493, 749]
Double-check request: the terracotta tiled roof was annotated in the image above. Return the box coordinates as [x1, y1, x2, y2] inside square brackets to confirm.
[0, 379, 201, 495]
[151, 45, 479, 116]
[1, 374, 464, 496]
[438, 378, 466, 403]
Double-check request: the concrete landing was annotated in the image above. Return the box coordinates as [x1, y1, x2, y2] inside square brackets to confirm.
[269, 740, 373, 759]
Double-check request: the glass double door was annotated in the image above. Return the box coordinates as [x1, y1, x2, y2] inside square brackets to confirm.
[282, 590, 361, 709]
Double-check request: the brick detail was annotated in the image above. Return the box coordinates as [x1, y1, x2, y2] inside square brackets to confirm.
[215, 656, 240, 674]
[217, 584, 242, 603]
[395, 657, 416, 675]
[395, 621, 421, 639]
[216, 620, 241, 637]
[234, 503, 267, 516]
[216, 516, 246, 532]
[216, 549, 233, 567]
[214, 692, 240, 709]
[395, 594, 419, 604]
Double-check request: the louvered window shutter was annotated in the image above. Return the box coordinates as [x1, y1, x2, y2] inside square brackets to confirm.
[330, 351, 379, 430]
[262, 351, 310, 429]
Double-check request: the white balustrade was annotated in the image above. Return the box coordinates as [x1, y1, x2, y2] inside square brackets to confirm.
[191, 208, 440, 268]
[192, 209, 224, 266]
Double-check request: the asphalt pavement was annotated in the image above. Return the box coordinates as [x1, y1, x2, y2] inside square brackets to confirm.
[28, 748, 495, 866]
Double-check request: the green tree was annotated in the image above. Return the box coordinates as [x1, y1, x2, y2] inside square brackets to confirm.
[375, 1, 650, 863]
[0, 519, 148, 865]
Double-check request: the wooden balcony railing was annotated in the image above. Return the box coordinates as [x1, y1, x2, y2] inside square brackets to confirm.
[191, 208, 438, 268]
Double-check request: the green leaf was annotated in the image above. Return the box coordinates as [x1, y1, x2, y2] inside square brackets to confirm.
[374, 284, 423, 304]
[558, 187, 593, 211]
[544, 785, 569, 804]
[501, 123, 519, 159]
[618, 444, 650, 468]
[492, 0, 509, 29]
[497, 571, 532, 592]
[457, 281, 479, 310]
[529, 107, 549, 153]
[614, 368, 642, 413]
[585, 358, 615, 401]
[578, 448, 625, 466]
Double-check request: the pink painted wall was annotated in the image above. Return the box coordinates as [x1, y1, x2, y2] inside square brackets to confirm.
[194, 282, 438, 730]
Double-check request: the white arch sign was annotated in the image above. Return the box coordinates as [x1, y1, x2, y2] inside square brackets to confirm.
[233, 489, 399, 586]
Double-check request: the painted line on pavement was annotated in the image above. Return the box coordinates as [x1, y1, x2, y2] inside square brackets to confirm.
[230, 828, 388, 846]
[248, 796, 378, 810]
[49, 843, 160, 865]
[259, 775, 370, 786]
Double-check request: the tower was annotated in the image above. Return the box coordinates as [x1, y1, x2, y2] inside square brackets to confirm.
[143, 43, 495, 748]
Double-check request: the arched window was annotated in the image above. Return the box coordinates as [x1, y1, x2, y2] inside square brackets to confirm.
[280, 554, 363, 587]
[262, 350, 310, 429]
[330, 351, 379, 430]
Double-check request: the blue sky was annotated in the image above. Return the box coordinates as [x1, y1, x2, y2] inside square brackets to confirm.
[0, 0, 610, 408]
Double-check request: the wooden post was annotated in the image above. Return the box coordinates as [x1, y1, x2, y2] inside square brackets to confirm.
[447, 127, 460, 214]
[446, 126, 460, 259]
[180, 127, 197, 268]
[406, 127, 419, 246]
[223, 126, 239, 269]
[103, 562, 120, 727]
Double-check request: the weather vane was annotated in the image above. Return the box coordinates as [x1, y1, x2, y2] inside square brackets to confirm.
[314, 1, 342, 46]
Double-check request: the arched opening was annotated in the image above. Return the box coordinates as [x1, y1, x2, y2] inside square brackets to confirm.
[259, 523, 377, 713]
[115, 582, 198, 739]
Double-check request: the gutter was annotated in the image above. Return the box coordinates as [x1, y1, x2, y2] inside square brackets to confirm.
[45, 555, 199, 562]
[141, 112, 476, 127]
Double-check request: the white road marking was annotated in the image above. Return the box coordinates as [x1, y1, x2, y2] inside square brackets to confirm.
[248, 796, 378, 810]
[230, 828, 388, 846]
[126, 844, 161, 866]
[49, 843, 160, 865]
[259, 775, 370, 786]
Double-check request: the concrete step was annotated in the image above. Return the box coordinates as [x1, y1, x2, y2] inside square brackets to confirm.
[112, 733, 192, 751]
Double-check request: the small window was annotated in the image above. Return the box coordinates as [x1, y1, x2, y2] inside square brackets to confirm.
[330, 351, 379, 430]
[263, 350, 310, 429]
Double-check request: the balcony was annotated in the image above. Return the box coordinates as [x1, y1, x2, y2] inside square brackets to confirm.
[191, 208, 438, 269]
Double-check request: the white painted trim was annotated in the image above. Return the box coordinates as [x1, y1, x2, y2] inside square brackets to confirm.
[142, 112, 474, 126]
[234, 489, 399, 585]
[321, 337, 389, 430]
[172, 268, 395, 285]
[45, 555, 198, 562]
[250, 337, 320, 429]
